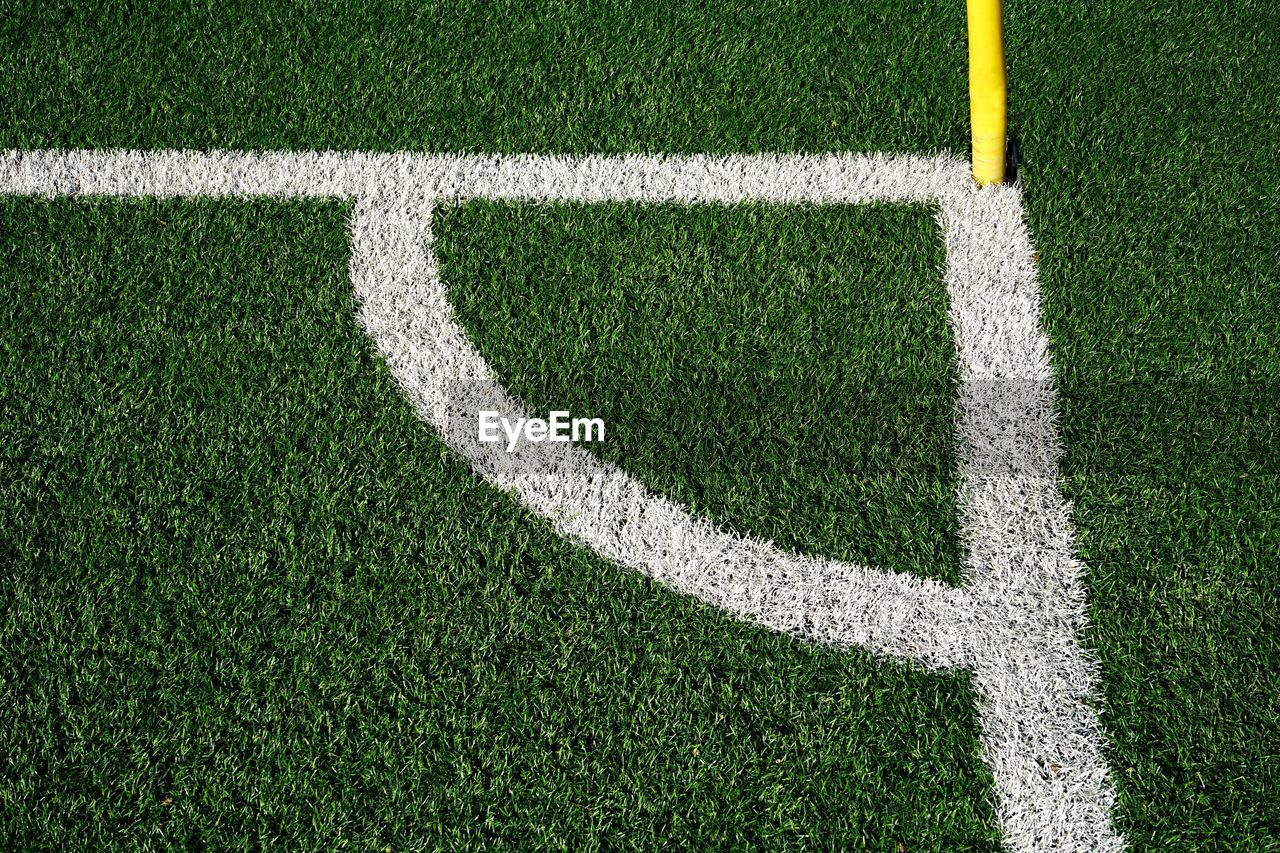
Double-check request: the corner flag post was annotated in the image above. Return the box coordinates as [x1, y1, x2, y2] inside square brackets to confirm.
[967, 0, 1008, 184]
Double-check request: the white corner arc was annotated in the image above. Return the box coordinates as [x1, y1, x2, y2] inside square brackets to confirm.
[0, 148, 1125, 851]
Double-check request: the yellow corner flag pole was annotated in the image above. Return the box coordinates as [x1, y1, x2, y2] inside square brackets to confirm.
[967, 0, 1008, 185]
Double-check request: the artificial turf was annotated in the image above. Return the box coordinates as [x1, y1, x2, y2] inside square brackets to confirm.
[439, 200, 961, 583]
[0, 197, 995, 848]
[2, 0, 1279, 847]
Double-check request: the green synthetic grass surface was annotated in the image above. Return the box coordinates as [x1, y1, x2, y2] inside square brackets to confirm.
[440, 201, 961, 583]
[0, 198, 994, 848]
[2, 0, 1279, 848]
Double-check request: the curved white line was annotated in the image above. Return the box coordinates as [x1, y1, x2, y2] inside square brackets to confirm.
[347, 196, 976, 670]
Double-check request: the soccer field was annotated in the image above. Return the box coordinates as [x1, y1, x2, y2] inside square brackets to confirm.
[2, 2, 1278, 850]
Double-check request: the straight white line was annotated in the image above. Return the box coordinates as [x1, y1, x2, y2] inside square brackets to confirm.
[938, 185, 1123, 850]
[0, 148, 964, 205]
[0, 148, 1125, 851]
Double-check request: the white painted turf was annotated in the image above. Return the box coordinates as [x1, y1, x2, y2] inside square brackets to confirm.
[0, 149, 1126, 851]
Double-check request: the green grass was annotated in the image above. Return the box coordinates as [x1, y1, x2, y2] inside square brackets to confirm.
[2, 0, 1280, 847]
[0, 0, 968, 155]
[0, 198, 995, 849]
[439, 200, 961, 582]
[1016, 6, 1280, 843]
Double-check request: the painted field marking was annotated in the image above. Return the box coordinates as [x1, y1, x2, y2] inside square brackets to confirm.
[0, 149, 1125, 851]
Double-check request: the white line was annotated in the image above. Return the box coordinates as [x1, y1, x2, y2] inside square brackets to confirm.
[348, 195, 976, 667]
[0, 148, 960, 205]
[939, 185, 1123, 850]
[0, 148, 1125, 851]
